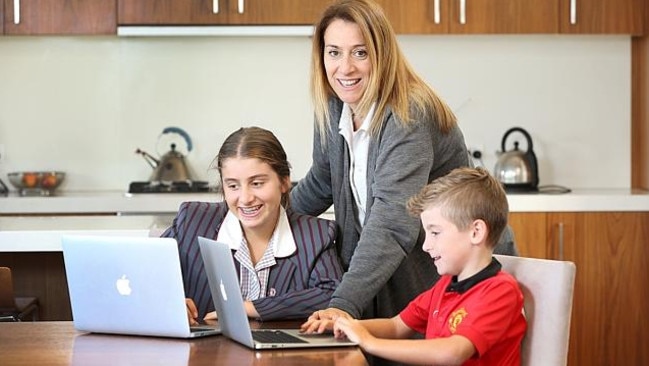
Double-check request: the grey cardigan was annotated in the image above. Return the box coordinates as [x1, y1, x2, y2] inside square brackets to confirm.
[291, 99, 517, 319]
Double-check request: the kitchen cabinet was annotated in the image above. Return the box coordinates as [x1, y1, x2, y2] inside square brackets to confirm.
[509, 212, 649, 366]
[508, 212, 548, 259]
[377, 0, 643, 35]
[560, 0, 645, 35]
[376, 0, 558, 34]
[118, 0, 330, 25]
[3, 0, 116, 35]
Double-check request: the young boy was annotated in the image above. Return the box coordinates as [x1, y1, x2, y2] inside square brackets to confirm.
[333, 167, 526, 365]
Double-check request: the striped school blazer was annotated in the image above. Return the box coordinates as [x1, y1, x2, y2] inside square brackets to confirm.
[161, 201, 343, 321]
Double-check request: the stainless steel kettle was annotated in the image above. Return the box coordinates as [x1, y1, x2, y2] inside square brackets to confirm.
[135, 127, 195, 183]
[494, 127, 539, 192]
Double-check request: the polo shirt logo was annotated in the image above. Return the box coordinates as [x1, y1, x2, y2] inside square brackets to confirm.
[448, 308, 468, 333]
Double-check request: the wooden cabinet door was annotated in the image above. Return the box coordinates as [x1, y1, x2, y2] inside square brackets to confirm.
[560, 0, 644, 35]
[118, 0, 330, 25]
[377, 0, 558, 34]
[225, 0, 330, 25]
[118, 0, 229, 25]
[3, 0, 116, 35]
[448, 0, 559, 34]
[548, 212, 649, 366]
[0, 0, 4, 33]
[375, 0, 446, 34]
[508, 212, 548, 259]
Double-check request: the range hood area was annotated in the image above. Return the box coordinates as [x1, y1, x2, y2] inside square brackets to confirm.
[117, 25, 314, 37]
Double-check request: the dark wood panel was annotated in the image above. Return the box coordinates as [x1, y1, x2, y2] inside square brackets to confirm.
[560, 0, 645, 35]
[632, 35, 649, 189]
[549, 212, 649, 366]
[0, 322, 369, 365]
[449, 0, 558, 34]
[0, 252, 71, 320]
[3, 0, 116, 35]
[508, 212, 548, 259]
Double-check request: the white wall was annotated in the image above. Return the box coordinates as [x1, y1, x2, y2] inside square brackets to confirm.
[0, 35, 630, 191]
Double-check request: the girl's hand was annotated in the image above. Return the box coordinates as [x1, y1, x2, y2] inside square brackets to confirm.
[185, 298, 198, 325]
[203, 311, 218, 320]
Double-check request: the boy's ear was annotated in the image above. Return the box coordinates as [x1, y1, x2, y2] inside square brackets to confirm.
[470, 219, 488, 245]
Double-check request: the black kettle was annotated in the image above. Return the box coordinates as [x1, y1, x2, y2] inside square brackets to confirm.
[494, 127, 539, 192]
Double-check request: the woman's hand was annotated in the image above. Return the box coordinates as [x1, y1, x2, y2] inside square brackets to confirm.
[300, 308, 352, 334]
[185, 298, 198, 326]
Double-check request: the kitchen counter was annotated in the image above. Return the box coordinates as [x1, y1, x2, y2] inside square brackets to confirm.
[1, 189, 649, 215]
[2, 189, 649, 252]
[0, 190, 221, 215]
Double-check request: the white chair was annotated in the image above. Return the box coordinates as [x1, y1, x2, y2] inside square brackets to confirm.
[494, 255, 576, 366]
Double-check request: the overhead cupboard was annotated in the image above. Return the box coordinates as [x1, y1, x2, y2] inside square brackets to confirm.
[376, 0, 645, 34]
[0, 0, 645, 35]
[117, 0, 333, 26]
[2, 0, 116, 35]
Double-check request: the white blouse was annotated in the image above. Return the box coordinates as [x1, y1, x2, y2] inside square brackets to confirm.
[216, 206, 296, 300]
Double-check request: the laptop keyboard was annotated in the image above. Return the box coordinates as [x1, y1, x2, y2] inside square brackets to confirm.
[252, 330, 308, 344]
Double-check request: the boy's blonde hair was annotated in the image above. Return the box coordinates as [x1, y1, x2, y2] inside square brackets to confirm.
[407, 167, 508, 248]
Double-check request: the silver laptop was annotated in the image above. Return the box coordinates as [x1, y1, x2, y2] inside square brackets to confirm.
[61, 235, 220, 339]
[198, 236, 357, 349]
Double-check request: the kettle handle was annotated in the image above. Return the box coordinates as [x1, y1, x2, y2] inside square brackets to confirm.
[162, 126, 193, 152]
[501, 127, 533, 153]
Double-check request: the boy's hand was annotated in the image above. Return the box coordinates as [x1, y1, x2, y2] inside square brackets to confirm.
[185, 298, 198, 326]
[300, 308, 351, 334]
[334, 317, 371, 346]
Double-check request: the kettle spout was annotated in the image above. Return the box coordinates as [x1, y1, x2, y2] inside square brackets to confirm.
[135, 148, 159, 169]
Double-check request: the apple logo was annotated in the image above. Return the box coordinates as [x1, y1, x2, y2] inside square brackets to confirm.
[219, 279, 228, 301]
[115, 275, 132, 296]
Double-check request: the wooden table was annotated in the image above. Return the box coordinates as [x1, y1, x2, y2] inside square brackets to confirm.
[0, 321, 368, 365]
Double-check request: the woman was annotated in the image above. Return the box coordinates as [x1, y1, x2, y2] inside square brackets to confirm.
[162, 127, 343, 322]
[293, 0, 517, 331]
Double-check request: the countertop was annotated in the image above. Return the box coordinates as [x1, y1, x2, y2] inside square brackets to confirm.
[1, 189, 649, 215]
[1, 189, 648, 252]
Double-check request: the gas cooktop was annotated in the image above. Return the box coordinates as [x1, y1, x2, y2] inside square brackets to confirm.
[128, 181, 212, 194]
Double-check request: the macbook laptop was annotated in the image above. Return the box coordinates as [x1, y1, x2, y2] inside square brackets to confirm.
[61, 235, 220, 339]
[198, 236, 357, 349]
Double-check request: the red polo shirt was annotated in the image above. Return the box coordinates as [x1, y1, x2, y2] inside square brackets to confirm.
[400, 259, 526, 366]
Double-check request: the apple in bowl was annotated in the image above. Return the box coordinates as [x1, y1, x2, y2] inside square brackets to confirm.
[8, 171, 65, 196]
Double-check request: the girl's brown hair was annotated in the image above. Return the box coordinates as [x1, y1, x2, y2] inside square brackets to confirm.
[214, 127, 292, 207]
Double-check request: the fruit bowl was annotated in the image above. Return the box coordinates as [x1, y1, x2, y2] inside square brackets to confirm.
[7, 171, 66, 196]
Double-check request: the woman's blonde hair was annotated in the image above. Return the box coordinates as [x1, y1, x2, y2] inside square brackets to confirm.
[310, 0, 457, 142]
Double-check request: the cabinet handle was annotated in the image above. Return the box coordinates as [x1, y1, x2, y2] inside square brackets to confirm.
[570, 0, 577, 24]
[433, 0, 441, 24]
[238, 0, 244, 14]
[558, 222, 565, 260]
[212, 0, 219, 14]
[459, 0, 466, 25]
[13, 0, 20, 25]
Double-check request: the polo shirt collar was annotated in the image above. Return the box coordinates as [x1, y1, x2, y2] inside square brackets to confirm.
[446, 257, 502, 294]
